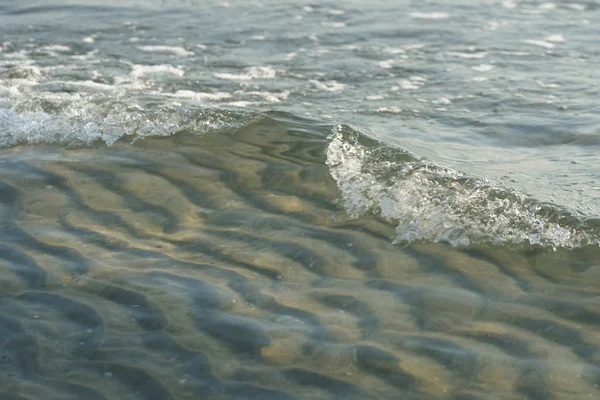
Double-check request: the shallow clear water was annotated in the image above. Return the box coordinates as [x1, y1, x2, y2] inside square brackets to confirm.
[1, 1, 600, 399]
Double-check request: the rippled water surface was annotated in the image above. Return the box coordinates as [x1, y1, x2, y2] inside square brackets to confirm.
[1, 1, 600, 399]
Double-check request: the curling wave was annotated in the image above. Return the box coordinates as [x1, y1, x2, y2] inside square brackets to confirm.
[326, 124, 600, 248]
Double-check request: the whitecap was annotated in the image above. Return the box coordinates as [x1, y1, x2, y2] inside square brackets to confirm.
[130, 64, 185, 78]
[399, 80, 421, 90]
[375, 107, 402, 113]
[377, 59, 395, 69]
[383, 47, 405, 55]
[536, 80, 560, 88]
[39, 45, 71, 53]
[545, 34, 565, 42]
[224, 101, 257, 107]
[472, 64, 494, 72]
[409, 12, 449, 20]
[322, 22, 346, 28]
[446, 51, 488, 59]
[137, 45, 194, 57]
[310, 80, 346, 92]
[522, 39, 554, 49]
[433, 97, 451, 105]
[170, 90, 232, 101]
[238, 90, 289, 103]
[214, 66, 277, 81]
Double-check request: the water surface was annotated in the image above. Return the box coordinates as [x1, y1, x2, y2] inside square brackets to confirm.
[1, 1, 600, 399]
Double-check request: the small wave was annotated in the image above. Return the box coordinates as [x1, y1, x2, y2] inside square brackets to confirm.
[326, 125, 599, 248]
[0, 103, 257, 148]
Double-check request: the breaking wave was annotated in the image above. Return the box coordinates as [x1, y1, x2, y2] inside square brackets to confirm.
[326, 124, 600, 248]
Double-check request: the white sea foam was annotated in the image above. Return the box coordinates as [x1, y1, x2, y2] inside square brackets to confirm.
[310, 80, 346, 92]
[375, 107, 402, 113]
[433, 97, 451, 105]
[224, 101, 258, 107]
[446, 51, 488, 59]
[130, 64, 185, 78]
[214, 72, 253, 81]
[398, 78, 423, 90]
[472, 64, 494, 72]
[238, 90, 289, 103]
[322, 22, 346, 28]
[409, 12, 450, 20]
[536, 80, 560, 88]
[170, 90, 232, 101]
[377, 59, 395, 69]
[137, 45, 194, 57]
[404, 44, 426, 51]
[383, 47, 405, 55]
[39, 45, 71, 53]
[522, 39, 554, 49]
[214, 66, 277, 81]
[539, 3, 556, 10]
[545, 34, 565, 42]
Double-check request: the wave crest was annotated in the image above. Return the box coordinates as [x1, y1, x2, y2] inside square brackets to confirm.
[326, 125, 598, 248]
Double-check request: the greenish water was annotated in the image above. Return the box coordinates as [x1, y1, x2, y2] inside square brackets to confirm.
[1, 1, 600, 399]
